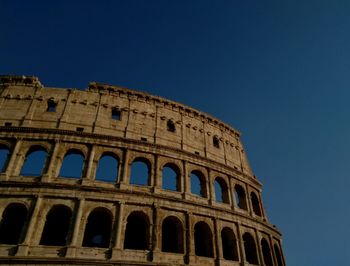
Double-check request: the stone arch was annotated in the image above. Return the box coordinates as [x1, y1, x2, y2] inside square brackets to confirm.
[40, 204, 72, 246]
[214, 177, 229, 204]
[95, 152, 119, 182]
[0, 203, 28, 244]
[243, 232, 258, 265]
[82, 207, 112, 248]
[0, 144, 10, 172]
[59, 149, 85, 179]
[234, 184, 247, 210]
[190, 170, 207, 197]
[20, 146, 48, 177]
[161, 216, 184, 253]
[251, 192, 262, 216]
[124, 211, 150, 250]
[194, 221, 214, 257]
[261, 238, 273, 266]
[162, 163, 180, 191]
[129, 157, 151, 186]
[274, 243, 283, 266]
[221, 227, 239, 261]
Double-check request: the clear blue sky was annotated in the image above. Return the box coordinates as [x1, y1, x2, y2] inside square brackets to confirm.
[1, 1, 350, 265]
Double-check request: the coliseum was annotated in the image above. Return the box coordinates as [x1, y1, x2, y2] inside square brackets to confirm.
[0, 75, 285, 266]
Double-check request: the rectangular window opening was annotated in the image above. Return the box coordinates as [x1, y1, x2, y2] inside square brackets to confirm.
[112, 109, 121, 120]
[213, 137, 220, 149]
[141, 137, 147, 142]
[76, 127, 84, 132]
[47, 100, 57, 112]
[4, 122, 12, 127]
[194, 151, 200, 155]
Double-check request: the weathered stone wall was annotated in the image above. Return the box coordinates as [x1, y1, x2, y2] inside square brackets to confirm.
[0, 76, 253, 175]
[0, 75, 285, 266]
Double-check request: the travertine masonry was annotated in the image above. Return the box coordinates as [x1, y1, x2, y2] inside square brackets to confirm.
[0, 75, 285, 266]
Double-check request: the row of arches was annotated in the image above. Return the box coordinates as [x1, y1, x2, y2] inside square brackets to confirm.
[0, 144, 263, 216]
[0, 202, 284, 265]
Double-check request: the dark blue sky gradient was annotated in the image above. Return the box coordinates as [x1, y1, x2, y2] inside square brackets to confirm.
[2, 1, 350, 265]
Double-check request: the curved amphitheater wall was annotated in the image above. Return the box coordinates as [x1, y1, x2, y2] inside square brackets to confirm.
[0, 75, 285, 266]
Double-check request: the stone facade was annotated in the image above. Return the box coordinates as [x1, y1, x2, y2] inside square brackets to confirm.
[0, 75, 285, 265]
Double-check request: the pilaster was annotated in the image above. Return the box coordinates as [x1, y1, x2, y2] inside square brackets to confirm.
[66, 198, 85, 258]
[1, 139, 22, 180]
[41, 140, 60, 182]
[111, 201, 125, 259]
[16, 196, 43, 256]
[81, 145, 96, 185]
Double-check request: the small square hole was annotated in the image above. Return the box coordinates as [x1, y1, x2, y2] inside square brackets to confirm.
[112, 109, 121, 120]
[213, 136, 220, 148]
[76, 127, 84, 132]
[167, 120, 176, 132]
[141, 137, 147, 141]
[194, 151, 200, 155]
[47, 100, 57, 112]
[4, 122, 12, 127]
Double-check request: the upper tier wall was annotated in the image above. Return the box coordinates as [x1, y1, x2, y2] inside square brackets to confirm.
[0, 75, 254, 178]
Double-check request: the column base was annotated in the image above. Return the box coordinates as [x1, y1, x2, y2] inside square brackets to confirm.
[16, 244, 29, 256]
[0, 173, 9, 181]
[118, 183, 129, 190]
[81, 179, 94, 186]
[152, 187, 162, 194]
[41, 174, 51, 183]
[149, 250, 161, 262]
[65, 246, 78, 258]
[183, 192, 191, 200]
[111, 248, 123, 260]
[187, 254, 196, 265]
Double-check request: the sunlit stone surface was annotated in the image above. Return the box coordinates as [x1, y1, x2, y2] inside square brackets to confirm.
[0, 75, 285, 266]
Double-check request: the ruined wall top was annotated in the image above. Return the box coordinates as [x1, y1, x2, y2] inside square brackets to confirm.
[0, 75, 42, 87]
[87, 81, 241, 137]
[0, 75, 240, 137]
[0, 74, 254, 178]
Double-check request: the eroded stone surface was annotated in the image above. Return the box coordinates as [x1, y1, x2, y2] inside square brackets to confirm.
[0, 75, 285, 266]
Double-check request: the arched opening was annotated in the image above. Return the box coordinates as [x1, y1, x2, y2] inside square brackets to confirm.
[95, 153, 119, 182]
[162, 163, 180, 191]
[59, 149, 85, 179]
[0, 203, 27, 244]
[261, 238, 273, 266]
[213, 136, 220, 148]
[251, 192, 262, 216]
[161, 216, 184, 253]
[234, 184, 247, 210]
[194, 221, 213, 258]
[82, 207, 112, 248]
[20, 147, 48, 176]
[221, 227, 238, 261]
[124, 211, 149, 250]
[40, 205, 72, 246]
[190, 170, 206, 197]
[274, 244, 283, 266]
[129, 158, 150, 186]
[0, 145, 10, 172]
[167, 120, 176, 132]
[214, 177, 229, 204]
[243, 232, 258, 265]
